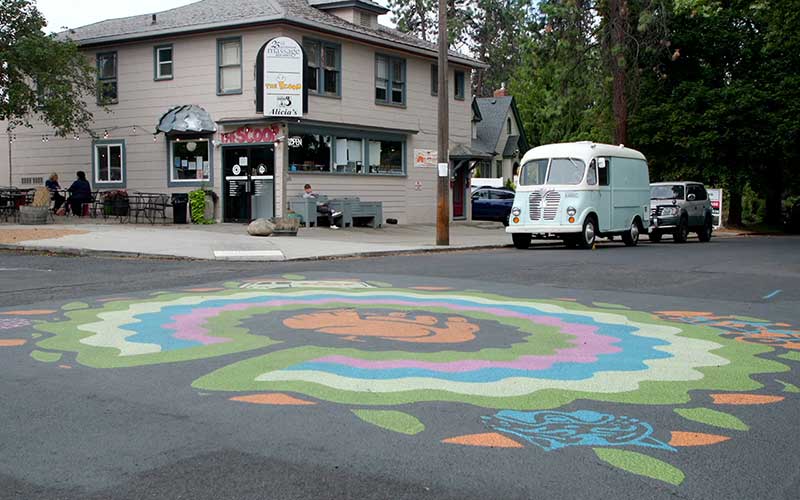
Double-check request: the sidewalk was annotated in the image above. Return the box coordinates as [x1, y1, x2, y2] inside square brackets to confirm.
[0, 222, 515, 261]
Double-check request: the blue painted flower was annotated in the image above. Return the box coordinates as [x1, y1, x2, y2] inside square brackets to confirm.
[482, 410, 675, 452]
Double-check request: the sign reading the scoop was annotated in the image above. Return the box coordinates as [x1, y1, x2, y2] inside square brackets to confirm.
[256, 37, 306, 117]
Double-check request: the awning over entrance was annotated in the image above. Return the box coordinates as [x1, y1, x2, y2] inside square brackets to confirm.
[449, 143, 494, 162]
[156, 105, 217, 134]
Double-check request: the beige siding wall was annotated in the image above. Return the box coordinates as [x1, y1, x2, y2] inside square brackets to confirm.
[3, 23, 473, 224]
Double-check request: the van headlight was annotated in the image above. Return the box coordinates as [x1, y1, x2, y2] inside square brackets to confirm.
[566, 206, 577, 217]
[660, 206, 678, 216]
[511, 207, 521, 217]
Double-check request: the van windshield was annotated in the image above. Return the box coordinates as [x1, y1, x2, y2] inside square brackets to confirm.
[651, 185, 684, 200]
[519, 158, 586, 186]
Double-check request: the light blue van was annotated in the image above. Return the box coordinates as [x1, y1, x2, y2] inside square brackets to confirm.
[506, 142, 651, 249]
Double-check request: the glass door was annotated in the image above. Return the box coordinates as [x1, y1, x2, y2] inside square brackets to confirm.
[223, 146, 275, 223]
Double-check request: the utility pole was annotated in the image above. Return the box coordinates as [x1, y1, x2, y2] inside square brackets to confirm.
[436, 0, 450, 245]
[6, 128, 11, 187]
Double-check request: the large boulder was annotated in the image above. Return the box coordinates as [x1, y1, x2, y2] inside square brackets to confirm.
[247, 218, 275, 236]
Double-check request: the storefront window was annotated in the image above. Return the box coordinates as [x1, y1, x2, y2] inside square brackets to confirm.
[289, 134, 331, 172]
[170, 139, 210, 182]
[288, 127, 406, 176]
[368, 140, 402, 174]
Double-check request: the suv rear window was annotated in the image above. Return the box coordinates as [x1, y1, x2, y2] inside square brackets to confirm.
[651, 185, 684, 200]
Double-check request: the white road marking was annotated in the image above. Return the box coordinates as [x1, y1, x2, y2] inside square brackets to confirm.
[212, 250, 284, 261]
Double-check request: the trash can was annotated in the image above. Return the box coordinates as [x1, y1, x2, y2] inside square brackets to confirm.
[171, 193, 189, 224]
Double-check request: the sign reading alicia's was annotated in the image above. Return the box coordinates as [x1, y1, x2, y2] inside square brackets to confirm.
[262, 37, 304, 117]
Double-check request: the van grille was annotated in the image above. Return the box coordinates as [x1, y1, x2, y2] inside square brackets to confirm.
[529, 191, 560, 221]
[528, 192, 542, 220]
[543, 191, 560, 220]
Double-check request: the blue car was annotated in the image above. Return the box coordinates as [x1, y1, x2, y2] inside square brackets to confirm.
[471, 187, 515, 225]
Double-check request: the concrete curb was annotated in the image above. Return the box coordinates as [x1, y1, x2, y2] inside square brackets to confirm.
[0, 242, 516, 262]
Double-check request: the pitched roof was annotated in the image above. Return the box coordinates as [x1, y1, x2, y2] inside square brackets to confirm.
[501, 135, 520, 158]
[59, 0, 483, 67]
[472, 96, 529, 156]
[308, 0, 388, 14]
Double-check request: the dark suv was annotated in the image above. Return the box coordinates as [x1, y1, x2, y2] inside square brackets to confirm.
[649, 182, 713, 243]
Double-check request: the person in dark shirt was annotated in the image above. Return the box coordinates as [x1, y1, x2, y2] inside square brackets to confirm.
[67, 171, 92, 216]
[45, 173, 65, 212]
[302, 183, 341, 229]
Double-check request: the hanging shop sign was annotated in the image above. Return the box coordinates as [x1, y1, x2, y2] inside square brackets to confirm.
[255, 37, 307, 117]
[220, 125, 280, 144]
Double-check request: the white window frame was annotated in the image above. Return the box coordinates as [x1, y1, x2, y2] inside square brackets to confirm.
[94, 142, 124, 185]
[155, 45, 173, 80]
[169, 138, 211, 183]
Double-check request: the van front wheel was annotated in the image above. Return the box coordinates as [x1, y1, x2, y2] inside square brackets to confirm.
[512, 233, 532, 250]
[622, 220, 640, 247]
[578, 216, 597, 249]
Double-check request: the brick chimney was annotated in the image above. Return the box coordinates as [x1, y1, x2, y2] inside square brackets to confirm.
[494, 82, 509, 97]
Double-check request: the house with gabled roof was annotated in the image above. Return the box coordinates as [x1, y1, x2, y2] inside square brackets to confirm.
[471, 86, 529, 188]
[1, 0, 486, 224]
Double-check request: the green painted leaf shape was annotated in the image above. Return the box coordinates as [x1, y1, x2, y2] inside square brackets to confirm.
[776, 380, 800, 393]
[779, 352, 800, 363]
[593, 448, 685, 486]
[352, 410, 425, 435]
[282, 274, 306, 280]
[675, 408, 748, 431]
[30, 350, 62, 363]
[62, 302, 89, 311]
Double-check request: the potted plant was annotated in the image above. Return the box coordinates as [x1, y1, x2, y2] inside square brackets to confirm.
[102, 189, 129, 216]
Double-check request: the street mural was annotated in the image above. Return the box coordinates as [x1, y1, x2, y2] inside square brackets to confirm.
[1, 277, 797, 487]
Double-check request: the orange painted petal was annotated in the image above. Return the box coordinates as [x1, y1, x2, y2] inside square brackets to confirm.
[774, 323, 792, 327]
[0, 339, 27, 347]
[441, 432, 523, 448]
[669, 431, 731, 447]
[230, 393, 316, 405]
[655, 311, 714, 317]
[58, 365, 72, 369]
[711, 394, 785, 405]
[0, 309, 56, 316]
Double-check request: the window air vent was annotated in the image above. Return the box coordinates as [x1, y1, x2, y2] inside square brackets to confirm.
[21, 176, 44, 185]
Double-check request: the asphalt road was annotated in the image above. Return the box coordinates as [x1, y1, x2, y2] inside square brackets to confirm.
[1, 235, 798, 499]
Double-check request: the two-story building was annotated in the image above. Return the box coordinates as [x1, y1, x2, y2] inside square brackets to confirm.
[470, 87, 529, 189]
[0, 0, 485, 224]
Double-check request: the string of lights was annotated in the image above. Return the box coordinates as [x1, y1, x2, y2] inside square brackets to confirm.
[6, 124, 159, 144]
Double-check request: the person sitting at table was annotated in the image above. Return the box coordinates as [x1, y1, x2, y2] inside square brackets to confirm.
[302, 183, 341, 229]
[45, 173, 65, 213]
[66, 171, 92, 216]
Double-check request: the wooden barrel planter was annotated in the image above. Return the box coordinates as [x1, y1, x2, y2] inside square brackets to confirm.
[19, 206, 49, 225]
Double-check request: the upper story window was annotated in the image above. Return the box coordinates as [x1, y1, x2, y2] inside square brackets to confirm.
[375, 54, 405, 106]
[96, 52, 118, 105]
[507, 117, 512, 135]
[431, 64, 438, 96]
[304, 39, 341, 97]
[454, 70, 465, 100]
[154, 45, 173, 80]
[217, 37, 242, 95]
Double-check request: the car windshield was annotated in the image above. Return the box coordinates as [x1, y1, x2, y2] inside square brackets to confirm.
[651, 185, 684, 200]
[519, 158, 586, 186]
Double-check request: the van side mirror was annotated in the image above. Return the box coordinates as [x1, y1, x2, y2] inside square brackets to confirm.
[687, 194, 696, 201]
[597, 158, 607, 169]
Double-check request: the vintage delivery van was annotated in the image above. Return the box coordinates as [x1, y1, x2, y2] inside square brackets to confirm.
[506, 142, 651, 249]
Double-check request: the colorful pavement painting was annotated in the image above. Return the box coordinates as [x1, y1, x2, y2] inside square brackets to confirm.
[1, 277, 797, 486]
